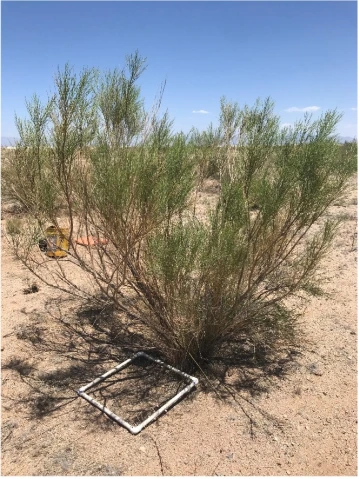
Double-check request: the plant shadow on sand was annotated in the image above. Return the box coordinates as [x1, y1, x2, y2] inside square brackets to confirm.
[3, 296, 301, 436]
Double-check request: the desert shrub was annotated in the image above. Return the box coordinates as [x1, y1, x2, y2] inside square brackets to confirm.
[339, 139, 357, 169]
[3, 52, 357, 370]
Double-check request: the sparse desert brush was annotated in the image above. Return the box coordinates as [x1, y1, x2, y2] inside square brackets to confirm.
[3, 52, 357, 370]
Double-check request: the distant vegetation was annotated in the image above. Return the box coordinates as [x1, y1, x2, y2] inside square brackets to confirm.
[3, 52, 357, 370]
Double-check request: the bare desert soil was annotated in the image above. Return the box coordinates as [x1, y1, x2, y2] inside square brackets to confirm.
[1, 175, 357, 476]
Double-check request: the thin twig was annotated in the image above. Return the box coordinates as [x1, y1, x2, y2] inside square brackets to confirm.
[211, 458, 222, 476]
[150, 435, 165, 476]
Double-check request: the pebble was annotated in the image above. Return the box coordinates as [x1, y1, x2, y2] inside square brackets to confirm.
[139, 446, 146, 453]
[227, 415, 237, 422]
[309, 363, 324, 376]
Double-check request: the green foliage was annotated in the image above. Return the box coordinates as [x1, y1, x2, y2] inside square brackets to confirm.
[98, 51, 146, 147]
[3, 53, 357, 370]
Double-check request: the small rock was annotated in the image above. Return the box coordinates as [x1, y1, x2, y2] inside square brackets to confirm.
[227, 415, 237, 422]
[308, 363, 324, 376]
[139, 446, 146, 453]
[226, 453, 234, 460]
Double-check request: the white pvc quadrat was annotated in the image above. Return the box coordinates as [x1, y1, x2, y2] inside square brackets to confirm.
[77, 351, 199, 434]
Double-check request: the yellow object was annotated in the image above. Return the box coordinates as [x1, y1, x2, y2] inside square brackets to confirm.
[45, 226, 69, 258]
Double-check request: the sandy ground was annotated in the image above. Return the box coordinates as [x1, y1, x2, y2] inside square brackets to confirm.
[1, 175, 357, 476]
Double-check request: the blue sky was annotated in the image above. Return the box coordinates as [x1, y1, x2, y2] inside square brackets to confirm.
[1, 1, 358, 142]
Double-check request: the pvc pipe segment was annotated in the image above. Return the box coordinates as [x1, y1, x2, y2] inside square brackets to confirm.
[77, 351, 199, 434]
